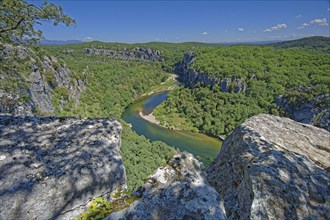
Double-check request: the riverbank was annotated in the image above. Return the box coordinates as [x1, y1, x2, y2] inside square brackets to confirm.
[139, 111, 160, 126]
[122, 90, 222, 162]
[140, 74, 178, 97]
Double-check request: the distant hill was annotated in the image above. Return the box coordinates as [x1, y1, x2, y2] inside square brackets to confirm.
[39, 39, 83, 45]
[270, 36, 330, 53]
[213, 40, 283, 45]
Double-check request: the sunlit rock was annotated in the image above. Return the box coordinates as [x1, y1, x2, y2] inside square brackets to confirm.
[108, 152, 226, 220]
[207, 114, 330, 220]
[0, 114, 125, 220]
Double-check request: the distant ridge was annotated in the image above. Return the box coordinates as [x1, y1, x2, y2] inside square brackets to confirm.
[270, 36, 330, 53]
[212, 40, 283, 45]
[39, 39, 83, 45]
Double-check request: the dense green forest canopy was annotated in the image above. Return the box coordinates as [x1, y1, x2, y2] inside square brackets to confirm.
[271, 36, 330, 54]
[152, 38, 330, 137]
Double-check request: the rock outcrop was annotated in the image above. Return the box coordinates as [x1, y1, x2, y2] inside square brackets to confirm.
[85, 47, 163, 62]
[108, 152, 226, 220]
[177, 52, 247, 93]
[0, 114, 126, 220]
[275, 88, 330, 131]
[0, 43, 86, 116]
[206, 114, 330, 220]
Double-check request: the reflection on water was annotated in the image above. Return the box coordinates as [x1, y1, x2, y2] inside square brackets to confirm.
[122, 91, 221, 161]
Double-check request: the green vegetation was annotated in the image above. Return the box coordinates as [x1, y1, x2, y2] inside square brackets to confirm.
[43, 69, 57, 87]
[155, 85, 266, 136]
[121, 123, 176, 190]
[271, 36, 330, 54]
[43, 43, 178, 192]
[74, 190, 139, 220]
[154, 44, 330, 136]
[0, 0, 75, 44]
[1, 31, 329, 218]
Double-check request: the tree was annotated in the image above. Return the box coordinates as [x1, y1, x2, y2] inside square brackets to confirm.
[0, 0, 75, 44]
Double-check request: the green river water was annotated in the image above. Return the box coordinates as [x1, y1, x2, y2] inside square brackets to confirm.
[122, 91, 222, 162]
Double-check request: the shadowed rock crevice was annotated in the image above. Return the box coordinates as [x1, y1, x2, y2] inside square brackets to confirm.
[0, 114, 126, 220]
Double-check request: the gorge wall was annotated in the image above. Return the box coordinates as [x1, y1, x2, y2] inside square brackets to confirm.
[0, 114, 125, 220]
[84, 47, 163, 62]
[176, 52, 247, 93]
[176, 51, 329, 131]
[0, 43, 86, 116]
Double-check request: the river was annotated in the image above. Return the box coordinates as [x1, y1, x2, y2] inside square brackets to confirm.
[122, 90, 222, 162]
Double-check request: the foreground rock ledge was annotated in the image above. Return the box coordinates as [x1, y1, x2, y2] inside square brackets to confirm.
[207, 114, 330, 220]
[0, 114, 126, 220]
[108, 152, 227, 220]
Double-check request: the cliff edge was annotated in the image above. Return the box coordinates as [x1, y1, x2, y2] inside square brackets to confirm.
[0, 114, 126, 220]
[207, 114, 330, 219]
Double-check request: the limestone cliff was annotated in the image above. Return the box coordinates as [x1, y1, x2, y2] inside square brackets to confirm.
[84, 47, 163, 62]
[207, 114, 330, 220]
[0, 114, 126, 220]
[176, 52, 247, 93]
[0, 43, 87, 116]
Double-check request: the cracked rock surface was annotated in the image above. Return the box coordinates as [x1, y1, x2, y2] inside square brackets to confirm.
[0, 114, 126, 220]
[206, 114, 330, 220]
[108, 152, 226, 220]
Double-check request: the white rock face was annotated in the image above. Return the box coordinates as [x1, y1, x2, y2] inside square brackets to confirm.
[107, 152, 227, 220]
[206, 114, 330, 220]
[0, 114, 126, 220]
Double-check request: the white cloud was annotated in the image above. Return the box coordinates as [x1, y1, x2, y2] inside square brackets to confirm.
[263, 23, 287, 32]
[297, 22, 310, 29]
[202, 32, 208, 35]
[238, 27, 244, 32]
[327, 8, 330, 12]
[296, 14, 302, 19]
[310, 18, 328, 26]
[84, 37, 93, 42]
[224, 30, 228, 33]
[298, 18, 328, 30]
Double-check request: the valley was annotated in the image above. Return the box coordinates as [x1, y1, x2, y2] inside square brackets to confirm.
[0, 1, 329, 217]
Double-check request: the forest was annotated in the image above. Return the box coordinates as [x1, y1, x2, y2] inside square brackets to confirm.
[41, 36, 329, 190]
[154, 43, 330, 136]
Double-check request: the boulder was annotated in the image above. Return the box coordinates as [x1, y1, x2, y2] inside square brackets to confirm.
[206, 114, 330, 220]
[108, 152, 226, 220]
[0, 114, 126, 220]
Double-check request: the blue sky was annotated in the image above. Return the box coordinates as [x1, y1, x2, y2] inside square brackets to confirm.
[39, 0, 330, 43]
